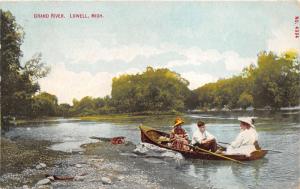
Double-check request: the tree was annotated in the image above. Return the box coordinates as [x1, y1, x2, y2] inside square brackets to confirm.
[111, 67, 190, 113]
[68, 95, 115, 116]
[70, 96, 97, 116]
[32, 92, 58, 117]
[95, 96, 115, 114]
[238, 92, 254, 109]
[23, 53, 50, 82]
[193, 83, 217, 109]
[57, 103, 72, 117]
[194, 50, 300, 110]
[194, 76, 251, 110]
[246, 51, 300, 109]
[1, 10, 49, 127]
[1, 10, 26, 119]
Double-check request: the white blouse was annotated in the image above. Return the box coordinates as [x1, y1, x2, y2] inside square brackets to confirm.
[225, 128, 258, 156]
[191, 129, 215, 145]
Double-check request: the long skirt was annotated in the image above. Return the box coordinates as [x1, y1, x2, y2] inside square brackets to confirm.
[172, 138, 190, 151]
[225, 145, 256, 157]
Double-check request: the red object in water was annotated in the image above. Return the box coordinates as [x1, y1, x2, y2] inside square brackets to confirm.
[111, 136, 126, 144]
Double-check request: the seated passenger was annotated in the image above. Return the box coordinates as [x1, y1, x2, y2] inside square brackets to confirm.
[225, 117, 259, 156]
[191, 120, 217, 152]
[170, 117, 190, 151]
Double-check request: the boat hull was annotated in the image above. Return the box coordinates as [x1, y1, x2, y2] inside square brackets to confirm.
[140, 125, 267, 161]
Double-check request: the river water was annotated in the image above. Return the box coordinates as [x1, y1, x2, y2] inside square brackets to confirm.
[4, 111, 300, 189]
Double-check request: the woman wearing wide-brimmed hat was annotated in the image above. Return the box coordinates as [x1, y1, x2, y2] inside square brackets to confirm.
[224, 117, 259, 156]
[169, 117, 190, 151]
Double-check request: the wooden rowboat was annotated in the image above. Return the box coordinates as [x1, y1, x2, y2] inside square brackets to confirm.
[139, 125, 267, 161]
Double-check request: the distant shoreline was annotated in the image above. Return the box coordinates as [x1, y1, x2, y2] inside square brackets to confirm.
[3, 108, 299, 128]
[189, 106, 300, 113]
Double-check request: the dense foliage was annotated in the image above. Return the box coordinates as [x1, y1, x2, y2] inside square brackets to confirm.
[193, 76, 251, 110]
[111, 67, 190, 113]
[70, 96, 115, 116]
[1, 10, 49, 128]
[194, 50, 300, 110]
[248, 51, 300, 109]
[31, 92, 58, 117]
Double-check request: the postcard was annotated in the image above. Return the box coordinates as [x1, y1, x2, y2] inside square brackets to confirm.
[1, 2, 299, 189]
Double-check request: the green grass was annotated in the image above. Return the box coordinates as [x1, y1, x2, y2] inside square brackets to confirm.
[78, 114, 148, 121]
[5, 111, 183, 125]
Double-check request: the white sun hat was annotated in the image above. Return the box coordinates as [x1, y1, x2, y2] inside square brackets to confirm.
[238, 117, 255, 128]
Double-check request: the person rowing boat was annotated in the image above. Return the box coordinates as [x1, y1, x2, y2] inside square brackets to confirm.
[191, 120, 217, 152]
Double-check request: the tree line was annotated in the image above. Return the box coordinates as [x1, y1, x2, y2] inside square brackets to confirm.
[19, 67, 191, 117]
[193, 50, 300, 110]
[36, 49, 300, 117]
[1, 10, 300, 129]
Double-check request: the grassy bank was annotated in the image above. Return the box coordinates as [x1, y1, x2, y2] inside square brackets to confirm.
[78, 111, 183, 122]
[3, 111, 182, 125]
[79, 114, 148, 121]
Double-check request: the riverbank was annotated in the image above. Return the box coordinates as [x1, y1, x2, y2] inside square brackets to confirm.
[1, 114, 182, 132]
[0, 138, 68, 175]
[78, 113, 182, 122]
[4, 107, 300, 128]
[0, 137, 69, 187]
[0, 136, 189, 189]
[2, 112, 181, 127]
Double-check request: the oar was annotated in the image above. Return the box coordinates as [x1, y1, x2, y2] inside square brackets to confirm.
[186, 144, 247, 165]
[218, 141, 230, 145]
[219, 142, 289, 154]
[264, 149, 297, 155]
[264, 149, 283, 153]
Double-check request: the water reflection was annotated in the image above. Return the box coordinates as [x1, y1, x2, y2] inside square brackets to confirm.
[177, 158, 270, 189]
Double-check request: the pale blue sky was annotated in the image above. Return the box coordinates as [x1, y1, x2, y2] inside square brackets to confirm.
[2, 2, 300, 103]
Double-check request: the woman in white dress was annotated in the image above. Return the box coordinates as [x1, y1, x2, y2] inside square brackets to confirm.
[225, 117, 259, 157]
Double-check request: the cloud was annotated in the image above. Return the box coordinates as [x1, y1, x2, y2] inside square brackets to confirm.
[182, 48, 223, 64]
[38, 63, 143, 104]
[65, 39, 162, 64]
[38, 63, 113, 104]
[267, 23, 300, 54]
[181, 72, 218, 90]
[116, 68, 141, 76]
[164, 46, 224, 67]
[222, 51, 256, 72]
[166, 47, 255, 72]
[59, 37, 255, 76]
[166, 59, 189, 67]
[64, 40, 254, 73]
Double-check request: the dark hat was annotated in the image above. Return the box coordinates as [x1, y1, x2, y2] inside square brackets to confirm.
[197, 120, 205, 127]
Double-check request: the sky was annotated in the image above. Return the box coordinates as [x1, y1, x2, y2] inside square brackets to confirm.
[2, 2, 300, 104]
